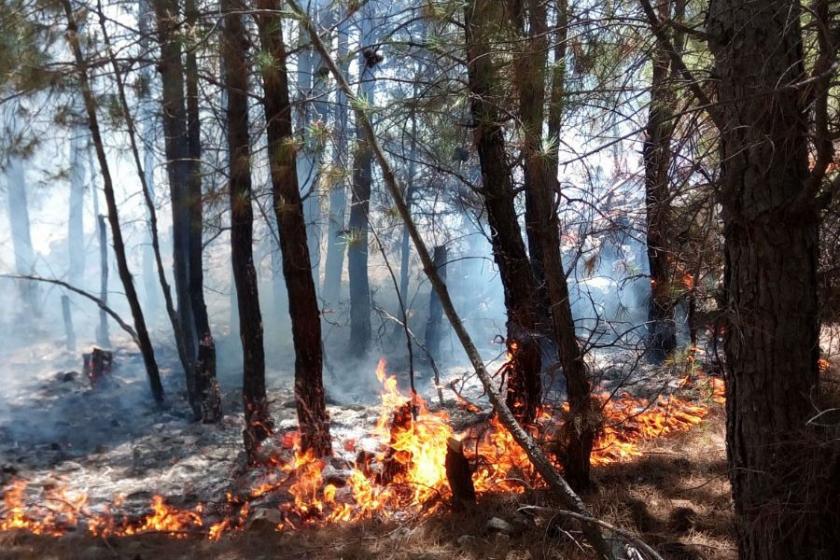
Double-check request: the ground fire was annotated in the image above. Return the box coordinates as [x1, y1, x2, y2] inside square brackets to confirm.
[0, 358, 725, 541]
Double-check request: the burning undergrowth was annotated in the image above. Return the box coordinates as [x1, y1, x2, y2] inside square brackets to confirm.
[0, 358, 725, 541]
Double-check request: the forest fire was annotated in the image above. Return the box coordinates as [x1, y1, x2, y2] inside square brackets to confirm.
[0, 359, 724, 541]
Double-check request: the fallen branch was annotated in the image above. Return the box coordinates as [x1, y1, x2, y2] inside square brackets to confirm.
[0, 274, 138, 345]
[519, 505, 666, 560]
[287, 2, 615, 557]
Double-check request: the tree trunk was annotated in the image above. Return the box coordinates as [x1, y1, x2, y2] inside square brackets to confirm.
[221, 0, 271, 460]
[5, 145, 39, 317]
[137, 0, 159, 315]
[68, 112, 86, 287]
[61, 294, 76, 352]
[96, 214, 111, 348]
[424, 246, 447, 363]
[643, 0, 683, 363]
[63, 2, 164, 403]
[347, 10, 378, 354]
[151, 0, 197, 379]
[255, 0, 331, 457]
[322, 13, 350, 307]
[296, 13, 321, 291]
[464, 0, 542, 425]
[512, 0, 596, 490]
[708, 0, 839, 557]
[184, 0, 220, 422]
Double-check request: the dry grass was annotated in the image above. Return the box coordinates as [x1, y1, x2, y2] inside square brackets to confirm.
[0, 411, 735, 560]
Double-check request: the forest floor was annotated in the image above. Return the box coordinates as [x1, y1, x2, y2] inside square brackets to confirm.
[0, 337, 736, 559]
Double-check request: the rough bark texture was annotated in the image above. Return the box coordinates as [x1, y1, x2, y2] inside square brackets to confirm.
[464, 0, 542, 425]
[512, 0, 596, 490]
[63, 2, 164, 403]
[643, 0, 683, 363]
[184, 0, 220, 422]
[151, 0, 197, 378]
[708, 1, 840, 557]
[347, 10, 377, 354]
[255, 0, 331, 457]
[221, 0, 271, 459]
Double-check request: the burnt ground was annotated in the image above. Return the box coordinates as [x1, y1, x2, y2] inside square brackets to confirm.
[0, 336, 736, 559]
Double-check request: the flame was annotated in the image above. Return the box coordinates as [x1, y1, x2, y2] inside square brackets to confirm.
[0, 359, 725, 540]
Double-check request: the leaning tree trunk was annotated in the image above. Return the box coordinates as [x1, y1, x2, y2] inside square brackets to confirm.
[464, 0, 542, 425]
[424, 246, 447, 363]
[151, 0, 197, 382]
[221, 0, 272, 460]
[321, 12, 350, 307]
[708, 0, 838, 557]
[347, 9, 378, 354]
[62, 2, 164, 403]
[643, 0, 683, 364]
[255, 0, 332, 457]
[512, 0, 597, 490]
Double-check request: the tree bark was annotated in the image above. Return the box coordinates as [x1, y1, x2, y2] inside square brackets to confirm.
[184, 0, 220, 422]
[221, 0, 271, 459]
[643, 0, 683, 363]
[347, 9, 378, 354]
[512, 0, 597, 491]
[464, 0, 542, 425]
[151, 0, 197, 378]
[63, 3, 164, 403]
[61, 294, 76, 352]
[708, 0, 839, 557]
[255, 0, 332, 457]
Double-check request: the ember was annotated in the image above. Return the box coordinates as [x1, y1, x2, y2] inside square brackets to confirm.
[0, 359, 724, 540]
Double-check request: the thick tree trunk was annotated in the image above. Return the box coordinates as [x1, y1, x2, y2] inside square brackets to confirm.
[183, 0, 220, 422]
[464, 0, 542, 425]
[63, 2, 164, 403]
[708, 1, 839, 557]
[322, 14, 350, 308]
[221, 0, 271, 460]
[347, 11, 378, 354]
[512, 0, 596, 490]
[255, 0, 332, 457]
[643, 0, 683, 363]
[151, 0, 196, 378]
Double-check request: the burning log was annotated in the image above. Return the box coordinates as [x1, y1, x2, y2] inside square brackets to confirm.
[445, 438, 475, 507]
[83, 347, 113, 386]
[380, 400, 414, 484]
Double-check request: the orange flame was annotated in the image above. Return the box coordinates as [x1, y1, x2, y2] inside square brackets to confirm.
[0, 360, 725, 540]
